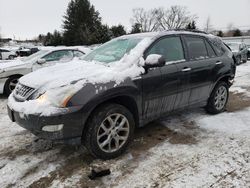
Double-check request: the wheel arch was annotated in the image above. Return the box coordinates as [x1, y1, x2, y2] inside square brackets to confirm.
[3, 74, 23, 94]
[81, 95, 140, 140]
[209, 75, 232, 97]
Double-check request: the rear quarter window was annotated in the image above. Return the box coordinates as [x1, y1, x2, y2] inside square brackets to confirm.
[205, 40, 216, 58]
[208, 37, 225, 56]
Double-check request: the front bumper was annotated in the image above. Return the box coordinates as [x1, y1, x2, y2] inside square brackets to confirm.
[7, 105, 84, 144]
[0, 77, 7, 94]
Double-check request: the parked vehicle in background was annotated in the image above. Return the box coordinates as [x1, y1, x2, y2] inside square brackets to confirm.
[16, 47, 39, 57]
[0, 47, 86, 95]
[7, 31, 236, 159]
[247, 44, 250, 59]
[0, 48, 17, 60]
[225, 42, 248, 64]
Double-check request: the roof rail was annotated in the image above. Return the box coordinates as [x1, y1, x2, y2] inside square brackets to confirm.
[170, 29, 208, 34]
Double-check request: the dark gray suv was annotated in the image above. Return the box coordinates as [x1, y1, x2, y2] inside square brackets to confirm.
[226, 42, 248, 64]
[7, 31, 236, 159]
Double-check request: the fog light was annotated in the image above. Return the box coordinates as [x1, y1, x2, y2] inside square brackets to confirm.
[42, 124, 64, 132]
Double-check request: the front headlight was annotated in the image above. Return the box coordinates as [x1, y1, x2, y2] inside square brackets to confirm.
[37, 86, 78, 108]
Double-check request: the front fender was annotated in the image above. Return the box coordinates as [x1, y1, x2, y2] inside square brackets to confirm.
[68, 79, 141, 108]
[0, 67, 31, 79]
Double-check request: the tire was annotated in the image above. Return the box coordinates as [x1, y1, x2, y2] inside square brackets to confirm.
[8, 55, 15, 60]
[236, 56, 241, 65]
[206, 82, 229, 114]
[4, 76, 20, 96]
[243, 56, 247, 63]
[83, 103, 135, 160]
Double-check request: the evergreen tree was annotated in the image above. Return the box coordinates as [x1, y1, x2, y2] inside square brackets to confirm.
[110, 25, 126, 38]
[217, 30, 224, 37]
[63, 0, 106, 45]
[185, 21, 197, 30]
[131, 23, 142, 34]
[233, 29, 242, 37]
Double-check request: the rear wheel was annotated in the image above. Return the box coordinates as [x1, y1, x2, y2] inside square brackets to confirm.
[8, 55, 15, 60]
[243, 56, 247, 63]
[206, 82, 229, 114]
[4, 76, 20, 96]
[236, 56, 241, 65]
[84, 103, 135, 160]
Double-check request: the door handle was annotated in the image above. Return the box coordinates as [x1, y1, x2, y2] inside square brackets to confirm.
[216, 61, 223, 65]
[182, 67, 192, 72]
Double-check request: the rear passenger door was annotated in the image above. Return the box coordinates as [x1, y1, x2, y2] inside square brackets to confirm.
[180, 35, 212, 105]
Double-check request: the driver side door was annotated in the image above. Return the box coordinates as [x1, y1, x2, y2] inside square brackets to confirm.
[142, 35, 184, 121]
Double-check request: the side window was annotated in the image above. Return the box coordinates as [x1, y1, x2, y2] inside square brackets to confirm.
[205, 40, 216, 58]
[209, 39, 225, 56]
[184, 36, 208, 60]
[43, 50, 73, 62]
[146, 36, 185, 62]
[73, 50, 85, 57]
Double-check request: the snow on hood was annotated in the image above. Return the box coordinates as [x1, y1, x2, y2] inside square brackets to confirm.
[19, 38, 153, 90]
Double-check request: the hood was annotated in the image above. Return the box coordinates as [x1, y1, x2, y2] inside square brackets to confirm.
[19, 38, 153, 91]
[19, 58, 145, 90]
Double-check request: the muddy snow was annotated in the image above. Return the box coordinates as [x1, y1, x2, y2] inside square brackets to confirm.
[1, 61, 250, 188]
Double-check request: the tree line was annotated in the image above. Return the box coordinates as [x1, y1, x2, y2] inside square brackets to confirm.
[36, 0, 249, 46]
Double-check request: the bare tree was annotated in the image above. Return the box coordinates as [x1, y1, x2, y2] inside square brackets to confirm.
[131, 8, 162, 32]
[204, 17, 213, 33]
[227, 23, 234, 31]
[131, 6, 196, 32]
[225, 23, 235, 37]
[159, 6, 196, 30]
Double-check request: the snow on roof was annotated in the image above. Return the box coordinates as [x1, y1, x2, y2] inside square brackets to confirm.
[119, 30, 216, 40]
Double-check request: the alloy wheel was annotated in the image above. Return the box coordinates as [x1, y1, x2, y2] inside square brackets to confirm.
[214, 86, 228, 110]
[97, 113, 130, 153]
[9, 78, 19, 92]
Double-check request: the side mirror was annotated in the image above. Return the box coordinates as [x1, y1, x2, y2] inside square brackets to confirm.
[145, 54, 166, 68]
[37, 58, 46, 65]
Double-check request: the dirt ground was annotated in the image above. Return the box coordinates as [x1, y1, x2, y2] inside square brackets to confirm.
[1, 62, 250, 188]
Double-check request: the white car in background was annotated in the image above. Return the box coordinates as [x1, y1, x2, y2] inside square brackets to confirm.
[0, 48, 17, 60]
[0, 47, 87, 95]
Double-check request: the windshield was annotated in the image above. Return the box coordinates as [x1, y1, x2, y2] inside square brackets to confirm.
[22, 50, 49, 62]
[83, 38, 142, 63]
[227, 43, 240, 51]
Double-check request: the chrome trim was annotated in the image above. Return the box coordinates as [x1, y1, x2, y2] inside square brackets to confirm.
[13, 83, 36, 101]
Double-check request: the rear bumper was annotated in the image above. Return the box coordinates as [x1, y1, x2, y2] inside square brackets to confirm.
[7, 105, 84, 144]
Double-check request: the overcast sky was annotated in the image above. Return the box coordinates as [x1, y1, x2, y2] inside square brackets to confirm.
[0, 0, 250, 40]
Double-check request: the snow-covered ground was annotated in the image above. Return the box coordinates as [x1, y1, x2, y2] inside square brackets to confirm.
[1, 61, 250, 188]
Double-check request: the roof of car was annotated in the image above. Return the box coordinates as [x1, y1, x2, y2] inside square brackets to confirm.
[119, 30, 214, 40]
[40, 46, 89, 53]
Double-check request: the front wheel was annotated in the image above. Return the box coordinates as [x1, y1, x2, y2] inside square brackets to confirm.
[206, 82, 229, 114]
[4, 76, 20, 96]
[84, 103, 135, 160]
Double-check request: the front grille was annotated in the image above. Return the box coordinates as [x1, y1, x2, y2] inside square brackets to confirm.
[13, 83, 35, 101]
